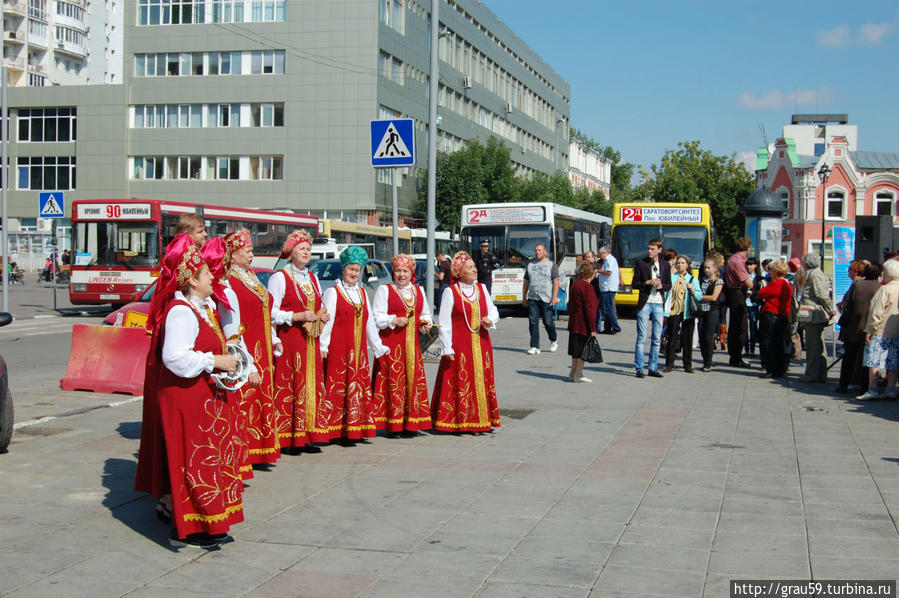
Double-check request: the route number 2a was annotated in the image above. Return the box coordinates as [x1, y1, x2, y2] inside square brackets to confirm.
[621, 207, 643, 222]
[468, 209, 488, 224]
[106, 205, 122, 218]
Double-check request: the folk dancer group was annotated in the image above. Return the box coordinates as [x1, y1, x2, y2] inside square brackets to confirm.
[135, 219, 500, 549]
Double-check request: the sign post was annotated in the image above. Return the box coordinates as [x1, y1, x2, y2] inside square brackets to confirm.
[371, 118, 415, 255]
[38, 192, 64, 310]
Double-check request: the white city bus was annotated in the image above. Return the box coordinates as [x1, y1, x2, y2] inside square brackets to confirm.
[460, 202, 611, 309]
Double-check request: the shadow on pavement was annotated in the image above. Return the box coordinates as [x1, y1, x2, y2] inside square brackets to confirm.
[117, 421, 142, 440]
[102, 457, 173, 550]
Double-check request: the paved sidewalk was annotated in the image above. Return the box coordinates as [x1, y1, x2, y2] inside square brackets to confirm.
[2, 316, 898, 597]
[0, 282, 110, 319]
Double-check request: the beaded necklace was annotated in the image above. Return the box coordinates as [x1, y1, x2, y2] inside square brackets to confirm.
[232, 266, 268, 303]
[392, 283, 416, 318]
[457, 282, 481, 333]
[337, 280, 364, 318]
[287, 263, 317, 309]
[183, 297, 227, 350]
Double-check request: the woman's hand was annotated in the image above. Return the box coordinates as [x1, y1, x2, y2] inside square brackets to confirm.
[419, 321, 432, 333]
[214, 353, 239, 373]
[392, 316, 409, 328]
[319, 312, 331, 323]
[248, 372, 262, 387]
[273, 342, 283, 354]
[481, 317, 493, 328]
[866, 333, 873, 344]
[321, 349, 328, 359]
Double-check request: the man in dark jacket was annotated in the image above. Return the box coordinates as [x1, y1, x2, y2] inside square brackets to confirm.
[475, 239, 501, 292]
[631, 238, 671, 378]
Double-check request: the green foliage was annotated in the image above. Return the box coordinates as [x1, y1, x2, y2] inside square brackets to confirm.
[639, 140, 755, 254]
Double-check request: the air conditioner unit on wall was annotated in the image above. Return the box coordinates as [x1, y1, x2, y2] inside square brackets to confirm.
[463, 75, 472, 88]
[504, 102, 512, 113]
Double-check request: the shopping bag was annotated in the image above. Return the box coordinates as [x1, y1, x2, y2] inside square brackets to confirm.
[581, 336, 604, 364]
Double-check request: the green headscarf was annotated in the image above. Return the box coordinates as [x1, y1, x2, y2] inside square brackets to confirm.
[339, 246, 369, 269]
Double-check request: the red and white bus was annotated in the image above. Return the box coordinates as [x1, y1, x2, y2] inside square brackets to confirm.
[69, 199, 317, 306]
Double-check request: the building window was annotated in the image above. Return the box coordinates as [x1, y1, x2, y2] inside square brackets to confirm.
[379, 0, 404, 33]
[777, 190, 789, 212]
[17, 156, 76, 190]
[138, 0, 286, 25]
[131, 155, 283, 181]
[825, 190, 845, 220]
[132, 103, 281, 128]
[135, 50, 283, 77]
[17, 108, 77, 142]
[57, 1, 85, 20]
[875, 190, 895, 217]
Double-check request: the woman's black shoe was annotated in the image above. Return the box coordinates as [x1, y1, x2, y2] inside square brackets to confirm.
[168, 531, 220, 550]
[300, 445, 323, 454]
[156, 499, 172, 524]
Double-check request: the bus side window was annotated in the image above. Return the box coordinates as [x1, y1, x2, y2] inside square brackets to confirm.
[555, 227, 567, 261]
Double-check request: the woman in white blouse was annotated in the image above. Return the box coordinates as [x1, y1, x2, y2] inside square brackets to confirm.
[371, 254, 433, 436]
[320, 246, 389, 442]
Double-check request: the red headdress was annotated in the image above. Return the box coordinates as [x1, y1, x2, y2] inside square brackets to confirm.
[391, 254, 416, 282]
[280, 229, 313, 258]
[450, 251, 472, 283]
[146, 234, 207, 335]
[200, 237, 232, 310]
[224, 230, 252, 255]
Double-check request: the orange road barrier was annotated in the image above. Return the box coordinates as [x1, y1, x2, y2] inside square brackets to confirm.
[60, 325, 150, 396]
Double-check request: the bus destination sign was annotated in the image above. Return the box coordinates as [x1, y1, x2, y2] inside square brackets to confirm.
[619, 206, 702, 224]
[466, 206, 545, 225]
[77, 203, 152, 220]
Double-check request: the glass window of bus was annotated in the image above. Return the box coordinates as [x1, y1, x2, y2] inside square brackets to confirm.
[507, 225, 552, 267]
[74, 222, 159, 268]
[612, 225, 661, 268]
[462, 226, 504, 262]
[659, 225, 708, 268]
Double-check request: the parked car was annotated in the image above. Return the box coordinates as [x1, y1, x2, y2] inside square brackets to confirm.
[0, 312, 13, 452]
[298, 258, 392, 295]
[104, 268, 276, 325]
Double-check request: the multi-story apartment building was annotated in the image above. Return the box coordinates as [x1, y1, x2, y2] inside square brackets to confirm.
[2, 0, 123, 87]
[755, 114, 899, 258]
[4, 0, 570, 237]
[568, 139, 610, 197]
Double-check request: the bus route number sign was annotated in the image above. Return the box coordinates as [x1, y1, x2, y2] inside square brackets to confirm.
[466, 206, 545, 225]
[620, 206, 702, 224]
[77, 202, 152, 220]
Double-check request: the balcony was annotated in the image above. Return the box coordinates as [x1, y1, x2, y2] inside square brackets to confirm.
[3, 27, 25, 44]
[3, 55, 25, 71]
[3, 0, 27, 16]
[54, 39, 86, 58]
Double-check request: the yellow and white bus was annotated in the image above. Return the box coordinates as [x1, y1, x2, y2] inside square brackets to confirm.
[318, 219, 412, 260]
[612, 202, 713, 308]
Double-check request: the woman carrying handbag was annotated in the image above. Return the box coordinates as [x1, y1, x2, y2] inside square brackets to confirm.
[567, 260, 600, 382]
[664, 255, 703, 373]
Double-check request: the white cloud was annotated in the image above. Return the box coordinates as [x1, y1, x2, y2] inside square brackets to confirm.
[736, 87, 835, 111]
[859, 21, 894, 44]
[735, 151, 757, 173]
[817, 25, 850, 47]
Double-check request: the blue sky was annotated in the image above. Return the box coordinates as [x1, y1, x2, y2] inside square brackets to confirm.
[482, 0, 899, 177]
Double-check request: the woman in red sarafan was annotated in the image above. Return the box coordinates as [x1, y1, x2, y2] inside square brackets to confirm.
[432, 251, 501, 433]
[320, 246, 389, 441]
[221, 230, 281, 467]
[371, 254, 433, 435]
[267, 230, 332, 451]
[155, 241, 244, 548]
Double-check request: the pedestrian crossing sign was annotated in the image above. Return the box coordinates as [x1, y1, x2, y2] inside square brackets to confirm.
[370, 118, 415, 167]
[39, 192, 65, 218]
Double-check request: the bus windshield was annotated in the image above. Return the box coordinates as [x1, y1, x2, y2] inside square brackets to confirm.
[462, 224, 552, 268]
[73, 222, 160, 268]
[613, 225, 708, 268]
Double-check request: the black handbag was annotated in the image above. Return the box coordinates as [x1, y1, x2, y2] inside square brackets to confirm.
[581, 335, 603, 363]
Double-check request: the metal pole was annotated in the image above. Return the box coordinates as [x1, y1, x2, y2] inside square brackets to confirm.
[391, 168, 398, 255]
[1, 64, 7, 313]
[819, 175, 826, 262]
[425, 0, 439, 311]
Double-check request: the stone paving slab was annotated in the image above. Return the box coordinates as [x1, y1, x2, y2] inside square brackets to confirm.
[2, 315, 899, 596]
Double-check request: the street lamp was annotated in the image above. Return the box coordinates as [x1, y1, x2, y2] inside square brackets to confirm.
[817, 163, 831, 261]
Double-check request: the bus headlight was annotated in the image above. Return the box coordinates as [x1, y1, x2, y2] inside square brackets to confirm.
[72, 283, 87, 292]
[134, 284, 149, 293]
[618, 285, 632, 294]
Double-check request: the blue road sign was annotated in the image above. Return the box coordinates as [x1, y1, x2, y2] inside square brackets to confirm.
[39, 192, 65, 218]
[371, 118, 415, 167]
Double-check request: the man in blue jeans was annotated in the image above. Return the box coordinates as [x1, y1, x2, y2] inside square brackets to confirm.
[631, 239, 671, 378]
[522, 244, 560, 355]
[597, 245, 622, 334]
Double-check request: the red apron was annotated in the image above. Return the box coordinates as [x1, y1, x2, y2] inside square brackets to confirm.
[325, 286, 382, 439]
[272, 268, 330, 446]
[157, 300, 244, 538]
[230, 271, 280, 465]
[372, 285, 432, 432]
[431, 283, 500, 432]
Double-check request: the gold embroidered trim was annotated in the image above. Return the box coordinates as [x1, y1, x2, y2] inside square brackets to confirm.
[181, 503, 243, 523]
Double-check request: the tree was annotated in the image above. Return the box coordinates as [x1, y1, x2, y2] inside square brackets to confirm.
[640, 140, 754, 254]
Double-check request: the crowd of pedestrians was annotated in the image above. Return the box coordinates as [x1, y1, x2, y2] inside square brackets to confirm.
[134, 215, 500, 551]
[524, 235, 899, 399]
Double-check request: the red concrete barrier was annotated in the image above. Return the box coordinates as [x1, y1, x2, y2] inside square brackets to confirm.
[60, 325, 150, 396]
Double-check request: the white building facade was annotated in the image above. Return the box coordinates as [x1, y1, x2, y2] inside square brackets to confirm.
[568, 139, 611, 196]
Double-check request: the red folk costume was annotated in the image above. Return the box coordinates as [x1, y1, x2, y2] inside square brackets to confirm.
[268, 231, 331, 447]
[321, 247, 389, 439]
[372, 255, 433, 432]
[225, 231, 281, 465]
[155, 245, 244, 539]
[432, 252, 500, 432]
[135, 233, 194, 498]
